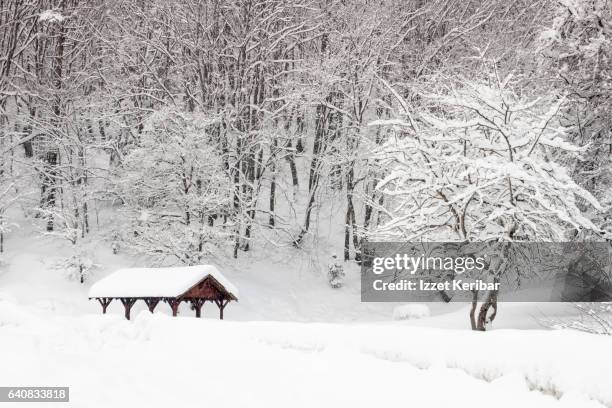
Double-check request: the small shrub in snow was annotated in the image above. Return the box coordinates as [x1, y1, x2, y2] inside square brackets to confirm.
[109, 231, 121, 254]
[545, 303, 612, 335]
[328, 254, 345, 288]
[392, 304, 430, 321]
[51, 255, 99, 284]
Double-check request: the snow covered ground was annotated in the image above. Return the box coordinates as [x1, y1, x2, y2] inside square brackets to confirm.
[1, 304, 610, 408]
[1, 216, 610, 408]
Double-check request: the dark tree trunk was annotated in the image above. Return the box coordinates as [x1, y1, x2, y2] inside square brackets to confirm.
[295, 32, 333, 247]
[344, 165, 361, 262]
[43, 151, 58, 231]
[269, 140, 276, 227]
[295, 111, 305, 154]
[98, 119, 106, 142]
[296, 102, 327, 246]
[343, 218, 351, 261]
[475, 286, 498, 331]
[83, 202, 89, 235]
[232, 138, 242, 259]
[469, 290, 478, 330]
[23, 139, 33, 157]
[284, 144, 299, 191]
[44, 0, 66, 232]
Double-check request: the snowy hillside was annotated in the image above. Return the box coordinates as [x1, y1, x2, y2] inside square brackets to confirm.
[0, 211, 577, 326]
[1, 213, 609, 407]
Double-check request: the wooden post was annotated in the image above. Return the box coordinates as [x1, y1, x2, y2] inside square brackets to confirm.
[215, 299, 230, 320]
[120, 298, 137, 320]
[144, 298, 160, 313]
[97, 298, 112, 314]
[167, 298, 181, 316]
[191, 299, 204, 318]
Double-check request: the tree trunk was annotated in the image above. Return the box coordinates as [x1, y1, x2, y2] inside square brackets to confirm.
[269, 140, 277, 227]
[295, 103, 327, 246]
[44, 0, 66, 232]
[469, 290, 478, 330]
[43, 151, 58, 231]
[284, 142, 299, 194]
[475, 286, 498, 331]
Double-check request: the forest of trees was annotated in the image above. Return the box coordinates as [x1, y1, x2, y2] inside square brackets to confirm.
[0, 0, 610, 269]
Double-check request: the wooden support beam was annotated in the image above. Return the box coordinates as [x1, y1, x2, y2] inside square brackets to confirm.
[144, 298, 160, 313]
[191, 299, 205, 318]
[221, 299, 229, 320]
[167, 298, 181, 316]
[120, 298, 137, 320]
[97, 297, 112, 314]
[214, 298, 230, 320]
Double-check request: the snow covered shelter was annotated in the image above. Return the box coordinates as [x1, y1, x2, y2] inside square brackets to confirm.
[88, 265, 239, 320]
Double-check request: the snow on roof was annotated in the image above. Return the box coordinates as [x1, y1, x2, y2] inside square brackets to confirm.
[88, 265, 239, 299]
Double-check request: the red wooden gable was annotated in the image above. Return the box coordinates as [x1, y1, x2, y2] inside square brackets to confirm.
[180, 275, 238, 301]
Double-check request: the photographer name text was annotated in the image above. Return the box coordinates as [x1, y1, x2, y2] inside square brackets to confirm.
[372, 279, 499, 292]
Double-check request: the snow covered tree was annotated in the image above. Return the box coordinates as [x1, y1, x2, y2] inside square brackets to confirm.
[116, 108, 233, 265]
[51, 253, 98, 284]
[539, 0, 612, 233]
[374, 66, 603, 242]
[372, 63, 605, 329]
[1, 0, 610, 304]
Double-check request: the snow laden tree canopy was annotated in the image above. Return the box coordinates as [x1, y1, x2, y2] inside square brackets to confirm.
[114, 108, 233, 265]
[372, 69, 605, 242]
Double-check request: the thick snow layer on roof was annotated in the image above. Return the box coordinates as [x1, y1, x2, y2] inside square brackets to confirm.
[88, 265, 239, 299]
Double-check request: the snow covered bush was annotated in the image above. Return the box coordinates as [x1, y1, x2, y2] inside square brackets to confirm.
[328, 255, 345, 288]
[115, 108, 233, 265]
[51, 254, 98, 284]
[392, 304, 430, 320]
[546, 303, 612, 335]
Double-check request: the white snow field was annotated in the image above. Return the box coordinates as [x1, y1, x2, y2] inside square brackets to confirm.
[0, 303, 610, 408]
[392, 303, 431, 320]
[0, 220, 610, 408]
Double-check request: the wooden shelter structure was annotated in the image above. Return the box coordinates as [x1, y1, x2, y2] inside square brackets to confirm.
[88, 265, 239, 320]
